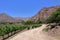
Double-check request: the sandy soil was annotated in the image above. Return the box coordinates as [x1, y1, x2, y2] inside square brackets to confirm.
[7, 24, 57, 40]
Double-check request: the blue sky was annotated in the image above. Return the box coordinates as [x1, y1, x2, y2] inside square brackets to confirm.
[0, 0, 60, 17]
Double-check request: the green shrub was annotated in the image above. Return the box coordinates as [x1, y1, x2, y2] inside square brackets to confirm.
[43, 27, 49, 32]
[45, 8, 60, 23]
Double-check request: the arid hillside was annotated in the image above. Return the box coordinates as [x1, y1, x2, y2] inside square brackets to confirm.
[29, 6, 60, 21]
[1, 6, 60, 22]
[0, 13, 15, 22]
[0, 13, 24, 23]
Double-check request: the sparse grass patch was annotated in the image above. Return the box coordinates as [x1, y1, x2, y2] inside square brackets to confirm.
[43, 27, 49, 32]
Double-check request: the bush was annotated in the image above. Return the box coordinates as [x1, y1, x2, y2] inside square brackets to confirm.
[43, 27, 49, 32]
[45, 8, 60, 23]
[0, 24, 29, 39]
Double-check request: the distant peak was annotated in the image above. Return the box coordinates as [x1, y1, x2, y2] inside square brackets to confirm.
[0, 13, 6, 14]
[0, 13, 9, 16]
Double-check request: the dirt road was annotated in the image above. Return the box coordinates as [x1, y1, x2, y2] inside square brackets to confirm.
[8, 24, 57, 40]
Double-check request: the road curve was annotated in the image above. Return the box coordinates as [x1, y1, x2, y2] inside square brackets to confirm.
[8, 24, 57, 40]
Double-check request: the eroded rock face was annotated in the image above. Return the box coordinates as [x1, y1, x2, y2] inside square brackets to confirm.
[29, 6, 60, 21]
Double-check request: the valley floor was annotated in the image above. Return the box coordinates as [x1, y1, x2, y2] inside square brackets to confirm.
[6, 24, 57, 40]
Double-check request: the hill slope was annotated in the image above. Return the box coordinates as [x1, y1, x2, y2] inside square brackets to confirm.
[0, 13, 15, 22]
[0, 13, 24, 23]
[29, 6, 60, 21]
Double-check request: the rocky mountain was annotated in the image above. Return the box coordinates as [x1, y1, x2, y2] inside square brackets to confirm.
[14, 17, 24, 22]
[0, 6, 60, 22]
[14, 17, 29, 21]
[0, 13, 16, 22]
[0, 13, 23, 23]
[29, 6, 60, 21]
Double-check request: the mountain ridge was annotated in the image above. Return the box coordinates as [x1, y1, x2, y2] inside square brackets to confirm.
[0, 13, 24, 22]
[29, 6, 60, 21]
[0, 6, 60, 22]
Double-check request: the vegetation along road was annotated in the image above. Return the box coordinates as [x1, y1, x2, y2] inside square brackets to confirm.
[7, 24, 57, 40]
